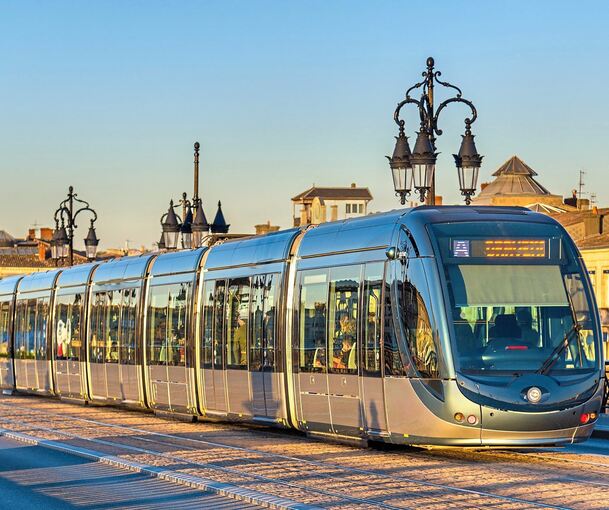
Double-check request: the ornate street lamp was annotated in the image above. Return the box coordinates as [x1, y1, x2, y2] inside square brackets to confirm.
[386, 124, 413, 205]
[52, 186, 98, 266]
[84, 220, 100, 260]
[411, 125, 438, 202]
[161, 200, 181, 250]
[191, 198, 209, 248]
[181, 205, 193, 249]
[390, 56, 482, 205]
[159, 142, 210, 250]
[454, 121, 483, 205]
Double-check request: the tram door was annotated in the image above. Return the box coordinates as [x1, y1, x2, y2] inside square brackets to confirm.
[14, 297, 51, 393]
[200, 280, 227, 413]
[327, 266, 363, 436]
[53, 292, 85, 398]
[225, 278, 251, 416]
[147, 281, 192, 411]
[0, 300, 14, 389]
[359, 263, 388, 434]
[249, 274, 280, 418]
[296, 270, 332, 433]
[89, 290, 123, 401]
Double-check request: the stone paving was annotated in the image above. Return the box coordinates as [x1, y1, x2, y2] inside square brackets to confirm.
[0, 394, 608, 509]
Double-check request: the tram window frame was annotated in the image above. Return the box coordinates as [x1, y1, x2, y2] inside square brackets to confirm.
[250, 274, 279, 372]
[297, 269, 329, 373]
[106, 290, 121, 364]
[362, 263, 384, 377]
[226, 277, 251, 370]
[328, 265, 361, 375]
[119, 287, 139, 366]
[0, 300, 11, 360]
[201, 280, 215, 369]
[147, 282, 191, 368]
[89, 291, 106, 364]
[14, 297, 49, 362]
[213, 281, 226, 369]
[54, 293, 84, 362]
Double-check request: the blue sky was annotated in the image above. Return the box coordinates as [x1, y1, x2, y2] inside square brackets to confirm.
[1, 1, 608, 249]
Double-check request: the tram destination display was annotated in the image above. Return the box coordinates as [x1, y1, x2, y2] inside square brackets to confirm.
[451, 238, 547, 258]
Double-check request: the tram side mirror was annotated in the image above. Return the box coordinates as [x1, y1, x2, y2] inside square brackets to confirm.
[386, 246, 407, 262]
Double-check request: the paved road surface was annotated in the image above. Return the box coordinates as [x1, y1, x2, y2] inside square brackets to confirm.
[2, 394, 609, 509]
[0, 435, 256, 510]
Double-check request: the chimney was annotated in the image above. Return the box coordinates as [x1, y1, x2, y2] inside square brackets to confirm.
[350, 182, 356, 188]
[38, 243, 47, 262]
[584, 213, 603, 237]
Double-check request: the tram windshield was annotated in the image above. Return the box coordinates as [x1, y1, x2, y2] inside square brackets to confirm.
[430, 221, 600, 375]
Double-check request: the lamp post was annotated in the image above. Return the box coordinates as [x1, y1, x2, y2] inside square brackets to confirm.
[388, 57, 483, 205]
[52, 186, 99, 266]
[160, 142, 209, 250]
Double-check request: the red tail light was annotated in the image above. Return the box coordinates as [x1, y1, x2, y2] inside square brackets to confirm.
[505, 345, 528, 350]
[580, 413, 590, 424]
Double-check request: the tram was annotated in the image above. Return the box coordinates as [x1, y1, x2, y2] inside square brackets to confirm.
[0, 206, 605, 446]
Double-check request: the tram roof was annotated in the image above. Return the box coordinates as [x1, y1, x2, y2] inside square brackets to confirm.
[17, 269, 60, 294]
[205, 228, 301, 270]
[403, 205, 557, 225]
[149, 247, 206, 277]
[92, 254, 154, 284]
[298, 209, 406, 258]
[0, 275, 23, 297]
[56, 262, 97, 289]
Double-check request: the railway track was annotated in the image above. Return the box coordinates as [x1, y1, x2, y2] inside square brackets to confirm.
[2, 397, 609, 509]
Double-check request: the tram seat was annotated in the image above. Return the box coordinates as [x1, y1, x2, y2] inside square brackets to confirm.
[313, 347, 326, 368]
[489, 314, 521, 340]
[347, 342, 357, 370]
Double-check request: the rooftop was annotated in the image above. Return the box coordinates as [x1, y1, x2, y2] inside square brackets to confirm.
[292, 184, 373, 202]
[473, 156, 556, 203]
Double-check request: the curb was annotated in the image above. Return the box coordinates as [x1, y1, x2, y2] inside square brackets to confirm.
[0, 428, 321, 510]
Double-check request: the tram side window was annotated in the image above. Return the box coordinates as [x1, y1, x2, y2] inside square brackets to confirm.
[148, 283, 190, 367]
[250, 276, 264, 371]
[201, 281, 215, 368]
[36, 298, 49, 361]
[213, 281, 226, 368]
[363, 263, 384, 376]
[90, 292, 106, 363]
[328, 266, 360, 374]
[384, 282, 405, 376]
[263, 274, 278, 369]
[401, 275, 438, 378]
[14, 298, 48, 361]
[55, 293, 83, 361]
[0, 301, 10, 360]
[226, 278, 250, 369]
[14, 301, 27, 359]
[298, 270, 328, 372]
[120, 288, 139, 365]
[106, 291, 120, 364]
[250, 274, 278, 371]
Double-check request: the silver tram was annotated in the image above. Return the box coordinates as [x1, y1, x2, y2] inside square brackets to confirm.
[0, 206, 605, 446]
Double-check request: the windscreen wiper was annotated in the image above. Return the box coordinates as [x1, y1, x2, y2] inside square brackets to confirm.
[536, 322, 581, 375]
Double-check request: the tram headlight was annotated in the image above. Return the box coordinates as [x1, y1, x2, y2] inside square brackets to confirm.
[454, 412, 465, 423]
[526, 386, 542, 404]
[466, 415, 478, 425]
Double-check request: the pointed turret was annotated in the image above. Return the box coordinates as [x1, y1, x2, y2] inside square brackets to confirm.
[211, 201, 230, 234]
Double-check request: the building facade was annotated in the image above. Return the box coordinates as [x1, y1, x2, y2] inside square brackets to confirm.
[291, 183, 373, 226]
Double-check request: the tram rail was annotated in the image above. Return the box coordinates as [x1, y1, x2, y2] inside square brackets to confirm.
[1, 396, 607, 509]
